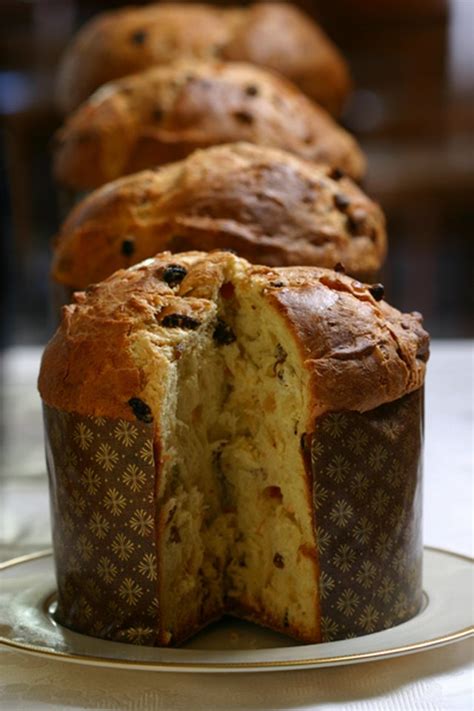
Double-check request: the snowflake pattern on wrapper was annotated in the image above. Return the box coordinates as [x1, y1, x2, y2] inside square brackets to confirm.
[43, 407, 159, 645]
[310, 389, 423, 641]
[44, 388, 423, 646]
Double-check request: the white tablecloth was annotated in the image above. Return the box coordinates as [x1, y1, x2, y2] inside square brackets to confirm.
[1, 342, 473, 710]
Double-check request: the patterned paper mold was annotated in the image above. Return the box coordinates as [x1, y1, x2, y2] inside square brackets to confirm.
[44, 405, 160, 645]
[43, 388, 423, 646]
[310, 388, 423, 641]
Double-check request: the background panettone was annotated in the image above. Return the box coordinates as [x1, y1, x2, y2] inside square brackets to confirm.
[52, 142, 385, 292]
[0, 0, 472, 697]
[53, 60, 365, 191]
[3, 0, 473, 344]
[39, 251, 428, 645]
[55, 2, 351, 116]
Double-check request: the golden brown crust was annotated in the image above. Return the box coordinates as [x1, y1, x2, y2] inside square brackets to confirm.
[56, 3, 351, 115]
[38, 313, 141, 421]
[52, 143, 385, 289]
[39, 251, 429, 419]
[257, 269, 429, 414]
[39, 252, 224, 419]
[220, 2, 350, 116]
[53, 60, 365, 191]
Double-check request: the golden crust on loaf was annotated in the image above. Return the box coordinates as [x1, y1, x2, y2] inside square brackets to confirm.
[56, 2, 351, 115]
[53, 60, 365, 191]
[39, 251, 429, 419]
[52, 143, 385, 289]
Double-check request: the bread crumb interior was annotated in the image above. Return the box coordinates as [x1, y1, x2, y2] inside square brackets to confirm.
[131, 266, 319, 643]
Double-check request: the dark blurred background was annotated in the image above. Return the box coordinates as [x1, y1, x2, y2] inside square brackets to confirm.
[1, 0, 473, 347]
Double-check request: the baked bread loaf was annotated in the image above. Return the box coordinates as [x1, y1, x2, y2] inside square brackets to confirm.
[52, 142, 385, 293]
[53, 60, 365, 191]
[56, 2, 351, 116]
[39, 250, 428, 646]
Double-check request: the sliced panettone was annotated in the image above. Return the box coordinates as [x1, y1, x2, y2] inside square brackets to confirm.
[39, 251, 428, 646]
[53, 60, 365, 191]
[56, 3, 351, 116]
[52, 142, 385, 294]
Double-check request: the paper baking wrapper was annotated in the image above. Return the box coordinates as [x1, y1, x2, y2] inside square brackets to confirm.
[44, 387, 423, 646]
[44, 406, 160, 645]
[310, 388, 423, 641]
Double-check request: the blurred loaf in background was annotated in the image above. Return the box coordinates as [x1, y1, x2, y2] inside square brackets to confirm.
[2, 0, 473, 344]
[51, 142, 386, 297]
[55, 2, 351, 116]
[53, 60, 364, 191]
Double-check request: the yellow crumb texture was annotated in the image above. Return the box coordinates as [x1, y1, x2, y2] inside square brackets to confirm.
[131, 260, 319, 644]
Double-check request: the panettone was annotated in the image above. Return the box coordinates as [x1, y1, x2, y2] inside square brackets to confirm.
[39, 250, 429, 646]
[53, 60, 365, 191]
[56, 2, 351, 116]
[52, 142, 385, 294]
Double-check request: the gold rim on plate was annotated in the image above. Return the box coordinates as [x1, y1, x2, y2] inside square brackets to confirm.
[0, 547, 473, 671]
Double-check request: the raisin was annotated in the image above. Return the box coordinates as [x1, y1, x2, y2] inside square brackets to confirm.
[121, 238, 135, 256]
[161, 313, 200, 329]
[273, 553, 285, 569]
[347, 209, 368, 235]
[213, 318, 236, 345]
[334, 193, 350, 211]
[162, 264, 187, 287]
[128, 397, 153, 423]
[334, 262, 346, 273]
[270, 280, 285, 287]
[169, 525, 181, 543]
[131, 29, 147, 45]
[233, 110, 253, 124]
[329, 167, 345, 181]
[263, 486, 283, 502]
[245, 84, 259, 97]
[416, 341, 429, 362]
[220, 282, 235, 299]
[300, 432, 309, 450]
[166, 504, 177, 524]
[275, 343, 287, 363]
[369, 283, 385, 301]
[273, 344, 287, 380]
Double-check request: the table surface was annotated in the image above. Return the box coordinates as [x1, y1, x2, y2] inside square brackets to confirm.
[0, 342, 472, 711]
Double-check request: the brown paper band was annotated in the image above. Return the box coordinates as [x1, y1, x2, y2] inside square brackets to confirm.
[44, 388, 423, 646]
[311, 388, 423, 641]
[44, 405, 160, 645]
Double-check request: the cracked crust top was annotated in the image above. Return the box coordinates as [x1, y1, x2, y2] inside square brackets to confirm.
[52, 142, 386, 289]
[39, 251, 429, 419]
[56, 2, 351, 116]
[53, 60, 365, 191]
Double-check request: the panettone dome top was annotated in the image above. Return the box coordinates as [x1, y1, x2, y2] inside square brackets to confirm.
[40, 250, 428, 418]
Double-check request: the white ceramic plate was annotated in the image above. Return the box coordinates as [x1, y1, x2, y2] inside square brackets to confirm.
[0, 547, 472, 673]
